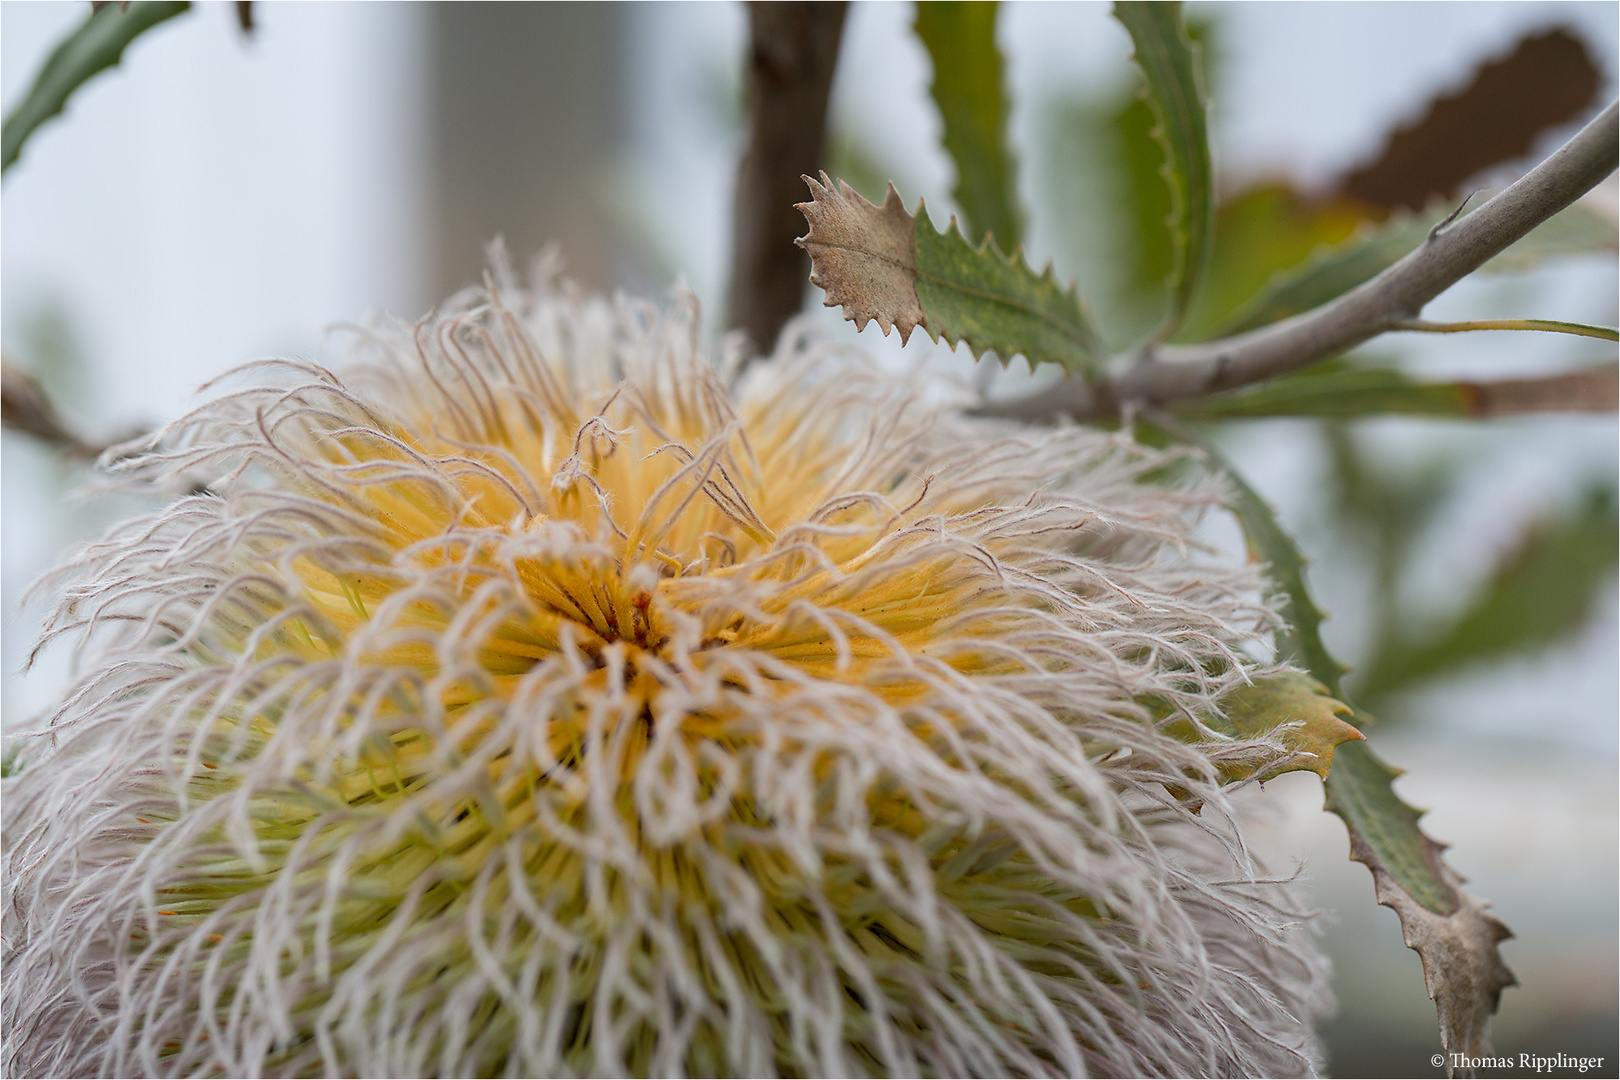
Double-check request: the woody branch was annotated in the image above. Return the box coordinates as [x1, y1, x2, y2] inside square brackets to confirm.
[978, 101, 1619, 424]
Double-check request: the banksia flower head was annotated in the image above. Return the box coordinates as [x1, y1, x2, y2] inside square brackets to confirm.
[4, 258, 1331, 1077]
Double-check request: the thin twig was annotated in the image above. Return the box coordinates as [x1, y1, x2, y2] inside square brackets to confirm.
[727, 1, 848, 361]
[979, 100, 1620, 423]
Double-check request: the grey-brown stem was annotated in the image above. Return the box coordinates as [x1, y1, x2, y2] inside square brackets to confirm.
[727, 1, 848, 360]
[980, 100, 1619, 424]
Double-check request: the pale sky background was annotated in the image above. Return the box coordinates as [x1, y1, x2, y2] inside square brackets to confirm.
[3, 1, 1616, 1067]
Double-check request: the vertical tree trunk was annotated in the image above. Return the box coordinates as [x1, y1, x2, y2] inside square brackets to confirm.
[728, 2, 848, 358]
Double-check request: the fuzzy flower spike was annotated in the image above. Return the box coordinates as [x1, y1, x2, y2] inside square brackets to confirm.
[4, 262, 1330, 1078]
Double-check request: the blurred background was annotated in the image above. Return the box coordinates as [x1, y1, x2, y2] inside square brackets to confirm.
[3, 3, 1615, 1075]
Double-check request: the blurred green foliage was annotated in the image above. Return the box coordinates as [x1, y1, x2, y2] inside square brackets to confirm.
[1014, 5, 1617, 727]
[1, 1, 190, 173]
[914, 0, 1023, 252]
[1337, 429, 1618, 708]
[1111, 2, 1214, 337]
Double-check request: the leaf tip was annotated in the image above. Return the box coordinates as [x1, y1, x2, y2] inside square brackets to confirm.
[1220, 670, 1367, 782]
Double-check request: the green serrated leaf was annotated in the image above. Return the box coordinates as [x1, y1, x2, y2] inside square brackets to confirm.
[2, 1, 191, 174]
[912, 209, 1102, 374]
[914, 1, 1023, 253]
[1165, 669, 1363, 783]
[1331, 745, 1517, 1061]
[1154, 420, 1436, 901]
[1032, 15, 1216, 349]
[796, 174, 1103, 376]
[1324, 741, 1454, 913]
[1218, 670, 1364, 779]
[1034, 85, 1170, 348]
[1114, 94, 1176, 332]
[1360, 485, 1619, 699]
[1113, 1, 1213, 338]
[1153, 415, 1516, 1059]
[1188, 430, 1348, 693]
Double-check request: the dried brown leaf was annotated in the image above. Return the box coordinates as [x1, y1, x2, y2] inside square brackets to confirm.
[795, 172, 926, 341]
[1326, 742, 1518, 1075]
[1359, 831, 1517, 1072]
[1342, 28, 1601, 212]
[1463, 364, 1619, 415]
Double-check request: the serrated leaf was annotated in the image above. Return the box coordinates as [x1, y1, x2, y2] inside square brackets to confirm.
[1323, 742, 1450, 913]
[1154, 415, 1516, 1066]
[914, 0, 1023, 253]
[1113, 1, 1213, 338]
[1114, 93, 1177, 334]
[796, 174, 1103, 375]
[1359, 485, 1619, 700]
[912, 212, 1103, 374]
[1326, 740, 1517, 1064]
[796, 174, 927, 341]
[1036, 83, 1171, 348]
[1202, 436, 1348, 692]
[1176, 361, 1619, 420]
[2, 1, 191, 174]
[1166, 670, 1363, 783]
[1217, 670, 1363, 780]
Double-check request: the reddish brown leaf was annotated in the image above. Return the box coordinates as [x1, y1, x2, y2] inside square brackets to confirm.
[1341, 29, 1601, 213]
[1461, 364, 1618, 416]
